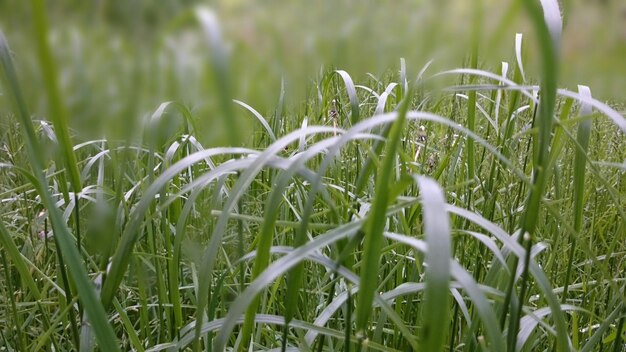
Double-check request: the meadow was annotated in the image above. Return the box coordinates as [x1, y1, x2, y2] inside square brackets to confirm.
[0, 0, 625, 351]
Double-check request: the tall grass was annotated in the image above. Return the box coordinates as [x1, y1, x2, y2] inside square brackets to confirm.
[1, 1, 626, 351]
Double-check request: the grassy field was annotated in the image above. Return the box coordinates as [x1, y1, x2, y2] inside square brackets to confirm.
[1, 0, 625, 351]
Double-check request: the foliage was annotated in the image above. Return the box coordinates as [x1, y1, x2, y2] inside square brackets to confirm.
[1, 1, 625, 351]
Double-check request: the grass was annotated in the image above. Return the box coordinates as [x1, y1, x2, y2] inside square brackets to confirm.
[1, 0, 626, 351]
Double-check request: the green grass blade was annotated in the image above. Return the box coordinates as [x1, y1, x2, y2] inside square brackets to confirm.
[113, 298, 146, 352]
[556, 89, 626, 134]
[514, 33, 527, 82]
[516, 0, 560, 236]
[0, 30, 120, 352]
[354, 85, 410, 338]
[581, 301, 624, 352]
[100, 147, 254, 307]
[562, 85, 592, 301]
[415, 176, 451, 350]
[0, 221, 41, 299]
[400, 58, 407, 95]
[447, 205, 572, 351]
[29, 0, 82, 195]
[233, 99, 277, 142]
[509, 1, 561, 350]
[191, 127, 336, 349]
[334, 70, 360, 125]
[214, 219, 364, 350]
[466, 0, 481, 194]
[239, 170, 293, 347]
[196, 7, 239, 146]
[384, 232, 506, 351]
[516, 305, 587, 351]
[374, 83, 399, 116]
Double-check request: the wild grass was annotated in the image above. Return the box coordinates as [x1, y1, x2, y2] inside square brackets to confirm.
[1, 1, 626, 351]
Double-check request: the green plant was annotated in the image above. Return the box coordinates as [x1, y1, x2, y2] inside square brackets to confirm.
[1, 1, 625, 351]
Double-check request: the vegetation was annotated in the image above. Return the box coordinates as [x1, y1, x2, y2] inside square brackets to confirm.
[1, 0, 625, 351]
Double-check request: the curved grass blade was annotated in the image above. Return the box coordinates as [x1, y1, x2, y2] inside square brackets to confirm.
[374, 83, 399, 116]
[236, 245, 417, 350]
[433, 68, 538, 103]
[447, 205, 572, 351]
[101, 147, 257, 308]
[163, 153, 339, 345]
[556, 89, 626, 134]
[172, 314, 396, 352]
[147, 101, 200, 147]
[280, 112, 415, 350]
[192, 126, 338, 349]
[516, 305, 586, 352]
[360, 110, 531, 200]
[439, 81, 625, 138]
[238, 138, 345, 346]
[213, 219, 363, 350]
[241, 131, 384, 346]
[433, 78, 626, 135]
[211, 205, 420, 351]
[384, 232, 506, 351]
[334, 70, 360, 125]
[233, 99, 277, 142]
[459, 230, 508, 269]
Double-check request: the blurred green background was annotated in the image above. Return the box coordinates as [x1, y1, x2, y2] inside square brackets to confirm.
[1, 0, 624, 145]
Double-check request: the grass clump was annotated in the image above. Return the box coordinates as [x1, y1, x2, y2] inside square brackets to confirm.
[1, 1, 626, 351]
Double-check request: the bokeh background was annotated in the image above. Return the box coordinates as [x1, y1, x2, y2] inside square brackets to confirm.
[1, 0, 624, 145]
